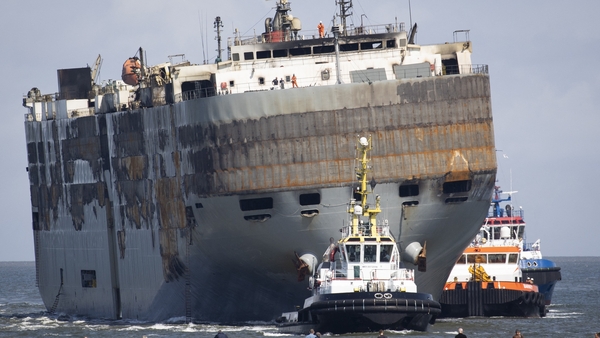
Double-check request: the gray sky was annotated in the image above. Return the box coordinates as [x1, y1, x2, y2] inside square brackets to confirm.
[1, 0, 598, 261]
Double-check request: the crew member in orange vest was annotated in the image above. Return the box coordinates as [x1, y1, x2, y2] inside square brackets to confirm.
[317, 21, 325, 38]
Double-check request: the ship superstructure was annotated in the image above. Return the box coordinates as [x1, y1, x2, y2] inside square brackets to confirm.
[22, 0, 497, 323]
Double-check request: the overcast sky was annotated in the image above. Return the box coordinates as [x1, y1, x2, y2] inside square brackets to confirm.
[0, 0, 598, 261]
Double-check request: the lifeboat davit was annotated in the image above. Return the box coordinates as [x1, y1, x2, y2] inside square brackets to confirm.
[121, 57, 141, 86]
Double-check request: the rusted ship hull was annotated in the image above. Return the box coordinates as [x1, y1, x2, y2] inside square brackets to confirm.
[25, 76, 496, 322]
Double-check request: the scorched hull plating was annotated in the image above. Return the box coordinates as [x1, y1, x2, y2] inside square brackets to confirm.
[26, 76, 496, 322]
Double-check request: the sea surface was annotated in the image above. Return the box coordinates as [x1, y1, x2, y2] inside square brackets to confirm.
[1, 257, 598, 337]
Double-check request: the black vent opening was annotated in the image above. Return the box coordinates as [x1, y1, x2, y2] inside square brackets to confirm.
[443, 180, 472, 194]
[299, 193, 321, 206]
[239, 197, 273, 211]
[445, 197, 468, 204]
[399, 184, 420, 197]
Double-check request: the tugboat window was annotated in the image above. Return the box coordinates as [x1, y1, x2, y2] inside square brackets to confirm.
[346, 244, 361, 262]
[243, 52, 254, 60]
[488, 254, 506, 264]
[364, 245, 377, 262]
[380, 245, 393, 262]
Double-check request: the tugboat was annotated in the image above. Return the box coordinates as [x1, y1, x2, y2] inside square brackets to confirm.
[487, 187, 562, 305]
[276, 136, 441, 334]
[439, 190, 549, 318]
[440, 243, 546, 318]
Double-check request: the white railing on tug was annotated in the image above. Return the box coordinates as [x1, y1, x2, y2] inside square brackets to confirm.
[340, 224, 391, 238]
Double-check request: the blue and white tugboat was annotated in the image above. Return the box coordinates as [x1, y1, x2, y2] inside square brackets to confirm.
[487, 187, 562, 306]
[276, 136, 441, 334]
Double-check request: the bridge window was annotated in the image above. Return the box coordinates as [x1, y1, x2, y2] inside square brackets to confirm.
[290, 47, 312, 56]
[340, 43, 359, 52]
[488, 254, 506, 264]
[346, 244, 361, 262]
[232, 53, 240, 61]
[257, 50, 271, 59]
[360, 41, 382, 50]
[244, 52, 254, 60]
[380, 245, 393, 262]
[314, 45, 335, 54]
[467, 254, 487, 264]
[364, 245, 377, 262]
[273, 49, 288, 58]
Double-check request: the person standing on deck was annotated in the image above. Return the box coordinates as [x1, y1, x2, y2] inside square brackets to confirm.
[317, 21, 325, 38]
[292, 74, 298, 88]
[306, 328, 317, 338]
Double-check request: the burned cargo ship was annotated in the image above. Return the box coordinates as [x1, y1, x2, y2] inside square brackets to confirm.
[22, 0, 497, 324]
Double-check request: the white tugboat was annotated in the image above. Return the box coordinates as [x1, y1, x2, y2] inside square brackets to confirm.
[276, 136, 441, 334]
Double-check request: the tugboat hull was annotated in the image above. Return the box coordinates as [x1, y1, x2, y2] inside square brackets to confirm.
[439, 281, 546, 318]
[278, 292, 440, 334]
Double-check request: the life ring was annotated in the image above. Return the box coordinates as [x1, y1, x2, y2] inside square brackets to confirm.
[220, 82, 227, 90]
[374, 293, 383, 299]
[383, 293, 393, 299]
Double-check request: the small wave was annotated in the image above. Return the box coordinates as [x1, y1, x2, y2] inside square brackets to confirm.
[263, 332, 294, 337]
[545, 311, 583, 319]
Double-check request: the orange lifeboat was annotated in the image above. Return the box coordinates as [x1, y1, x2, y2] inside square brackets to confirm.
[121, 57, 141, 86]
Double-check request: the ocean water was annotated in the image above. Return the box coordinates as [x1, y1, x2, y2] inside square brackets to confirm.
[1, 257, 598, 337]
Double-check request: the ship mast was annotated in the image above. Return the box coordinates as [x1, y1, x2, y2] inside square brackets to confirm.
[336, 0, 353, 36]
[214, 16, 223, 63]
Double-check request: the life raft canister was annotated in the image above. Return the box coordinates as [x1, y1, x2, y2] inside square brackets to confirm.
[121, 57, 141, 86]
